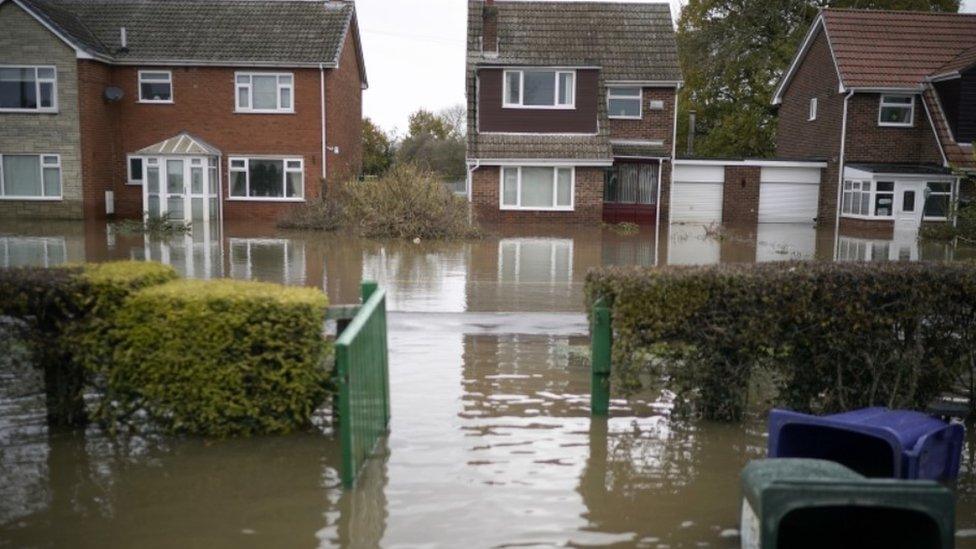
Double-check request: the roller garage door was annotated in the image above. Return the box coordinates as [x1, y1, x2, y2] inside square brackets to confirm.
[671, 165, 724, 223]
[758, 167, 821, 223]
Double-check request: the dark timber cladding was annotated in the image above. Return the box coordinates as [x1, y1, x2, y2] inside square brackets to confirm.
[478, 68, 599, 134]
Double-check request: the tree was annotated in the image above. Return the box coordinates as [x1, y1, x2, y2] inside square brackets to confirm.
[397, 105, 467, 180]
[362, 117, 394, 176]
[676, 0, 960, 158]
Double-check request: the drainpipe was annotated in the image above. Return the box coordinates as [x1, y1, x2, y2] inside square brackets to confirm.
[834, 90, 854, 260]
[659, 83, 681, 267]
[320, 63, 328, 192]
[466, 160, 480, 202]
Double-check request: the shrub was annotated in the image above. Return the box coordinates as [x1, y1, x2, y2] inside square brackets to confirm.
[0, 261, 177, 427]
[96, 279, 330, 436]
[920, 203, 976, 243]
[586, 262, 976, 421]
[277, 193, 345, 231]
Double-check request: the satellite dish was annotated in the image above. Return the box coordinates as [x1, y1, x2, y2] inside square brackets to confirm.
[104, 86, 124, 102]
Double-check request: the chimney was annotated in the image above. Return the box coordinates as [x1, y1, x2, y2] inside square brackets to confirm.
[119, 27, 129, 53]
[482, 0, 498, 55]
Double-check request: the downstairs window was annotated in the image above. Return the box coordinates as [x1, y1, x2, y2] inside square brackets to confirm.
[0, 154, 61, 199]
[229, 157, 304, 200]
[500, 166, 573, 210]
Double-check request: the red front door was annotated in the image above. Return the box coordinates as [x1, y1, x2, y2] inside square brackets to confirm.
[602, 161, 659, 225]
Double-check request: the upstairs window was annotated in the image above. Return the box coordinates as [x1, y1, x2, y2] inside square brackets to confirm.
[503, 70, 574, 109]
[808, 97, 818, 121]
[138, 70, 172, 103]
[0, 66, 57, 112]
[878, 94, 914, 127]
[235, 73, 294, 113]
[608, 87, 642, 119]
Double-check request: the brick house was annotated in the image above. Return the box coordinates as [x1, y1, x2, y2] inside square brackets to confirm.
[0, 0, 365, 222]
[465, 0, 682, 225]
[773, 8, 976, 236]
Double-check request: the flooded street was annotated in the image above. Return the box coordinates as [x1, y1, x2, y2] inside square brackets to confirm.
[1, 219, 976, 547]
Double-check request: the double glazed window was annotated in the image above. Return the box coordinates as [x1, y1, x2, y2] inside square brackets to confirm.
[229, 157, 303, 199]
[604, 163, 657, 204]
[0, 154, 61, 199]
[503, 70, 575, 109]
[501, 166, 573, 210]
[924, 182, 951, 218]
[843, 179, 952, 219]
[878, 95, 914, 127]
[138, 70, 172, 102]
[608, 87, 642, 119]
[235, 73, 294, 113]
[0, 66, 56, 112]
[842, 180, 871, 216]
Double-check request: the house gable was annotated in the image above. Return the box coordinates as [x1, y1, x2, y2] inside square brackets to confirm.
[773, 16, 843, 106]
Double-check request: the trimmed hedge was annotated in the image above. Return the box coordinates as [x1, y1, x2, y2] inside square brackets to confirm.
[96, 279, 330, 436]
[0, 261, 177, 426]
[586, 262, 976, 421]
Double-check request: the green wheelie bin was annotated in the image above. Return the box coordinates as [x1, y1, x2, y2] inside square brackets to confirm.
[740, 459, 955, 549]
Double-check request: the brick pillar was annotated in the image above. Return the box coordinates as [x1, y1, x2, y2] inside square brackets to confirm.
[722, 166, 761, 227]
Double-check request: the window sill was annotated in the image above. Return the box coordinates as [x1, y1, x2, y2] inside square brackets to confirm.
[137, 100, 174, 104]
[0, 196, 62, 201]
[609, 115, 642, 120]
[234, 109, 295, 115]
[502, 104, 575, 111]
[500, 205, 574, 212]
[127, 181, 143, 186]
[0, 108, 58, 114]
[226, 197, 305, 203]
[878, 123, 913, 128]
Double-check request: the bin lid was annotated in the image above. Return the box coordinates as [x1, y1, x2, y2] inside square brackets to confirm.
[742, 459, 862, 508]
[826, 407, 950, 448]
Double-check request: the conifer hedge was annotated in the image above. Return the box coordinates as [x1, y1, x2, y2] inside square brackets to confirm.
[585, 262, 976, 421]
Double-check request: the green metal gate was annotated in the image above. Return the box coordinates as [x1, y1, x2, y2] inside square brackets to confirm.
[335, 281, 391, 488]
[590, 297, 612, 416]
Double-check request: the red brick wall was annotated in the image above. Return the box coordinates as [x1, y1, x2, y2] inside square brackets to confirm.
[325, 26, 364, 188]
[722, 166, 761, 227]
[844, 93, 943, 165]
[77, 60, 121, 219]
[658, 161, 672, 223]
[471, 165, 603, 224]
[608, 87, 676, 151]
[839, 216, 894, 238]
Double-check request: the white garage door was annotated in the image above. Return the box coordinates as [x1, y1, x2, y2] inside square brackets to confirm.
[671, 165, 724, 223]
[759, 167, 821, 223]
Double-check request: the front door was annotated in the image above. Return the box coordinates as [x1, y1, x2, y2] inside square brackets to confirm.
[894, 181, 924, 233]
[142, 156, 219, 224]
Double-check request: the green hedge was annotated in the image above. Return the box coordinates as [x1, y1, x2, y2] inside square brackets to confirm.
[585, 262, 976, 421]
[97, 279, 330, 436]
[0, 261, 177, 426]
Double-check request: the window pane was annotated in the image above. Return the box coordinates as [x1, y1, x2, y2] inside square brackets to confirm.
[556, 168, 572, 206]
[191, 167, 203, 194]
[880, 106, 911, 124]
[43, 167, 60, 196]
[166, 160, 184, 193]
[248, 159, 284, 197]
[903, 191, 916, 212]
[522, 71, 555, 106]
[280, 87, 292, 110]
[924, 194, 949, 217]
[883, 95, 912, 104]
[147, 166, 160, 193]
[286, 160, 301, 169]
[237, 87, 249, 109]
[875, 193, 893, 216]
[37, 67, 55, 79]
[520, 167, 554, 207]
[502, 168, 518, 206]
[252, 76, 278, 109]
[860, 192, 870, 215]
[236, 74, 249, 84]
[39, 82, 53, 108]
[604, 169, 618, 202]
[2, 155, 41, 196]
[610, 87, 640, 97]
[141, 82, 171, 101]
[0, 68, 37, 109]
[505, 72, 520, 104]
[167, 197, 184, 220]
[286, 171, 302, 198]
[618, 164, 638, 203]
[231, 170, 247, 196]
[129, 157, 143, 181]
[877, 181, 894, 192]
[927, 182, 951, 193]
[558, 73, 573, 105]
[609, 98, 640, 117]
[638, 164, 658, 204]
[279, 75, 293, 85]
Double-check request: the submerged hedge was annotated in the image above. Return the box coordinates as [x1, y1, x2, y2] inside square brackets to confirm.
[586, 262, 976, 421]
[96, 279, 330, 436]
[0, 262, 177, 426]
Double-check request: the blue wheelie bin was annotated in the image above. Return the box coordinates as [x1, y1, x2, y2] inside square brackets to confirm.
[768, 407, 964, 481]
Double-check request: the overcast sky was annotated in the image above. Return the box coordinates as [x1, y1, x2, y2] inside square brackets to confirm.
[357, 0, 976, 135]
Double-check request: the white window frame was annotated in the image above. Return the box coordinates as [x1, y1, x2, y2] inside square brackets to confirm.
[0, 65, 58, 113]
[127, 155, 144, 185]
[841, 177, 954, 221]
[227, 156, 305, 201]
[499, 166, 575, 211]
[502, 69, 575, 110]
[607, 87, 643, 120]
[137, 70, 173, 103]
[923, 181, 952, 221]
[878, 94, 914, 127]
[0, 153, 62, 201]
[234, 72, 294, 114]
[808, 97, 818, 121]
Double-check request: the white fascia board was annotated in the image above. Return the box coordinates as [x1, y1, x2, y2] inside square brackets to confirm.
[847, 86, 924, 94]
[843, 165, 955, 180]
[928, 72, 961, 83]
[474, 158, 614, 167]
[674, 159, 828, 169]
[605, 80, 683, 88]
[610, 139, 665, 146]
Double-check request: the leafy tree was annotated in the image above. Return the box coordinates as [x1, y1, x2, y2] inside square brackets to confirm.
[676, 0, 960, 158]
[362, 117, 394, 176]
[397, 105, 467, 180]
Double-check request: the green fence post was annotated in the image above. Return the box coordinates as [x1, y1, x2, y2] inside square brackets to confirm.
[361, 280, 390, 429]
[591, 297, 611, 416]
[361, 280, 378, 301]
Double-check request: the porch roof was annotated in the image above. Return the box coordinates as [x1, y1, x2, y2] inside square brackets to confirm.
[134, 132, 221, 156]
[845, 163, 954, 176]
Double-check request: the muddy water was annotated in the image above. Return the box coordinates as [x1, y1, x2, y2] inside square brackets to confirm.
[1, 219, 975, 548]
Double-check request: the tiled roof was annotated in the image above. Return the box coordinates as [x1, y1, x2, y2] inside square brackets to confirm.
[18, 0, 357, 66]
[922, 86, 976, 171]
[467, 0, 681, 82]
[935, 45, 976, 76]
[473, 134, 611, 161]
[846, 162, 953, 175]
[821, 8, 976, 88]
[611, 143, 670, 159]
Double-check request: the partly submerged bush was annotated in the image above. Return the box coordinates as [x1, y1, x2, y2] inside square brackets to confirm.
[277, 194, 346, 231]
[0, 261, 177, 427]
[110, 215, 191, 236]
[586, 262, 976, 421]
[96, 279, 330, 436]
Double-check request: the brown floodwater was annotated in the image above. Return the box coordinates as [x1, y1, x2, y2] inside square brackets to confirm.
[1, 219, 975, 548]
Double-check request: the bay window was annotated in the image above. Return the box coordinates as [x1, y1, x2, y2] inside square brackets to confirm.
[0, 66, 57, 112]
[503, 70, 575, 108]
[500, 166, 573, 210]
[878, 94, 914, 127]
[0, 154, 61, 199]
[235, 72, 294, 113]
[842, 180, 871, 215]
[229, 157, 304, 200]
[924, 182, 951, 219]
[607, 87, 642, 119]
